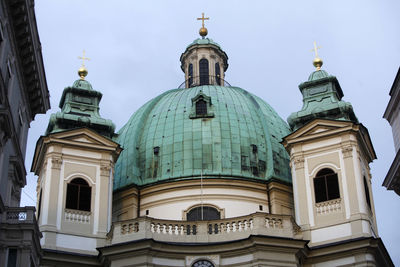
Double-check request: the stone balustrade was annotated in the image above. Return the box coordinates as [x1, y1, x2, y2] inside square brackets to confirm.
[64, 209, 91, 223]
[315, 198, 342, 215]
[110, 212, 301, 245]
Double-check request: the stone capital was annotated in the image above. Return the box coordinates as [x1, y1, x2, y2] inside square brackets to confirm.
[293, 156, 305, 170]
[51, 157, 62, 170]
[100, 164, 111, 176]
[341, 145, 353, 158]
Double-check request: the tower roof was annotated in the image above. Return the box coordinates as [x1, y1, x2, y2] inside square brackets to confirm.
[287, 68, 358, 131]
[46, 78, 115, 138]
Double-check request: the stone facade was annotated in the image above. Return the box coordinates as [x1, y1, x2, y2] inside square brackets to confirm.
[0, 0, 49, 266]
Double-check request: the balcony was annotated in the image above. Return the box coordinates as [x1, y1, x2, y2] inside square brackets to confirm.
[3, 206, 38, 225]
[109, 212, 302, 245]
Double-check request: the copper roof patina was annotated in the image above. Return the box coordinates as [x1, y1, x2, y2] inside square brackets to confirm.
[114, 85, 292, 190]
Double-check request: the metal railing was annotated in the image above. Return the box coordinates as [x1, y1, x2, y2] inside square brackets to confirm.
[178, 75, 232, 89]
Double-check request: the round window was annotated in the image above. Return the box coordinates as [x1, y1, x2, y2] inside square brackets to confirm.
[192, 259, 215, 267]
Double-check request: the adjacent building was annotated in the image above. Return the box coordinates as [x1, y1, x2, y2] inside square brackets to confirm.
[0, 0, 50, 266]
[383, 67, 400, 196]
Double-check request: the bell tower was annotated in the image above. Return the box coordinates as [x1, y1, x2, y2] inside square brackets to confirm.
[283, 47, 378, 247]
[31, 60, 121, 255]
[180, 13, 228, 88]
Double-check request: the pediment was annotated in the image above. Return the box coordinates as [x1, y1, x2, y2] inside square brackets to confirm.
[285, 119, 355, 141]
[48, 127, 117, 147]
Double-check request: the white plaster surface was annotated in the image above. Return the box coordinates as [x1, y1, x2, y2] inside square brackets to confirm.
[311, 222, 352, 243]
[56, 233, 97, 252]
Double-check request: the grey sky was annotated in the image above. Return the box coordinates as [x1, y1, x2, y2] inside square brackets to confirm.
[22, 0, 400, 263]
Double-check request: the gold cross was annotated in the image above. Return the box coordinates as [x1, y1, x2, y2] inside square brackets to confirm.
[311, 41, 322, 58]
[78, 50, 90, 67]
[197, 12, 209, 28]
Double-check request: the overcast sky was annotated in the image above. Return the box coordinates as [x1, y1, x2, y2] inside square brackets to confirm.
[21, 0, 400, 263]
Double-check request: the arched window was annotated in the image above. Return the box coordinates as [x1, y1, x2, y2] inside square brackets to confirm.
[313, 168, 340, 203]
[363, 176, 371, 209]
[195, 99, 207, 116]
[66, 178, 91, 211]
[215, 62, 221, 85]
[188, 63, 193, 87]
[187, 206, 220, 221]
[199, 58, 209, 85]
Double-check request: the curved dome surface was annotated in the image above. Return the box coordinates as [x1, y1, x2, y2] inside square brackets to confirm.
[114, 85, 291, 190]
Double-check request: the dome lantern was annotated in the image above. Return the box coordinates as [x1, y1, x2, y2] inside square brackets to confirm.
[179, 14, 229, 88]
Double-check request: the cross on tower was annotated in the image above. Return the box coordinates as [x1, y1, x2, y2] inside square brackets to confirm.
[78, 50, 90, 67]
[311, 41, 322, 58]
[197, 12, 209, 28]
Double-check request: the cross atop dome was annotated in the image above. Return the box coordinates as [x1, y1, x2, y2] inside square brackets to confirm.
[197, 12, 209, 38]
[311, 41, 323, 70]
[78, 50, 90, 80]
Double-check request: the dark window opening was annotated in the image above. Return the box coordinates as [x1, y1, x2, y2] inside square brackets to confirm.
[153, 146, 160, 155]
[66, 178, 91, 211]
[363, 176, 372, 209]
[0, 23, 3, 44]
[188, 64, 193, 87]
[38, 190, 42, 220]
[7, 248, 17, 267]
[196, 99, 207, 116]
[146, 209, 149, 215]
[215, 63, 221, 85]
[259, 205, 263, 211]
[199, 58, 209, 85]
[314, 168, 340, 203]
[251, 144, 258, 153]
[187, 206, 220, 221]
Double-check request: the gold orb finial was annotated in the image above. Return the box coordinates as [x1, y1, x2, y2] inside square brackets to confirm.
[199, 27, 208, 37]
[313, 57, 323, 70]
[78, 50, 90, 80]
[311, 41, 323, 70]
[197, 13, 209, 38]
[78, 66, 88, 79]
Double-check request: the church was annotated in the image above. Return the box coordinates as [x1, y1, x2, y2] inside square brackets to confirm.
[31, 14, 393, 267]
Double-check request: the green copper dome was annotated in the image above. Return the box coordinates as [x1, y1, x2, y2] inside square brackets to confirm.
[114, 85, 291, 190]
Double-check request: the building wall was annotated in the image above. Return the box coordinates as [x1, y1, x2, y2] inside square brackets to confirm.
[0, 0, 50, 266]
[113, 179, 293, 221]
